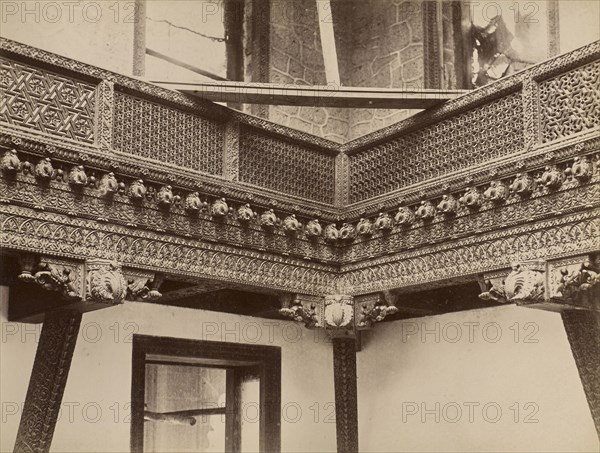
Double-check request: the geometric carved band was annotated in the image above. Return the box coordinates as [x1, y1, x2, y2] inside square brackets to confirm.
[332, 337, 359, 453]
[13, 309, 82, 453]
[561, 310, 600, 440]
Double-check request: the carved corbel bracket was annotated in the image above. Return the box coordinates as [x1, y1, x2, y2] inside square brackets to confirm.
[278, 294, 321, 329]
[478, 260, 546, 304]
[478, 255, 600, 312]
[123, 269, 164, 302]
[356, 291, 399, 329]
[18, 254, 83, 300]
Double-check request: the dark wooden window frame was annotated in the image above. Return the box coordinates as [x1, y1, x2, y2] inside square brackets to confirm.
[131, 334, 281, 453]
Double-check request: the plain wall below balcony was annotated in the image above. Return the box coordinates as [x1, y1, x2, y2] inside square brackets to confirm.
[0, 288, 337, 453]
[357, 304, 599, 452]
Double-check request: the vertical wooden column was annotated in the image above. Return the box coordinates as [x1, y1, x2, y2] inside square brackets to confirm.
[14, 310, 82, 453]
[132, 0, 146, 77]
[423, 0, 443, 89]
[561, 310, 600, 439]
[332, 337, 359, 453]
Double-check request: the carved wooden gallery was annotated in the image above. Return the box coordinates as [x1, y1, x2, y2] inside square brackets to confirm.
[0, 0, 598, 452]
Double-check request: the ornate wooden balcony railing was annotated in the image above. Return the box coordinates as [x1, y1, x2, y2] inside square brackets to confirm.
[1, 37, 598, 301]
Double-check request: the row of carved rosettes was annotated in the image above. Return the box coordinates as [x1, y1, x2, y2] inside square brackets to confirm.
[479, 255, 600, 311]
[0, 147, 345, 253]
[278, 292, 399, 333]
[334, 153, 599, 253]
[17, 254, 163, 305]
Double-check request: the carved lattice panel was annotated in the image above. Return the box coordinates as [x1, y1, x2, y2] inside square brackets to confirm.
[0, 58, 95, 143]
[540, 60, 600, 143]
[113, 92, 224, 175]
[239, 126, 335, 203]
[349, 93, 524, 203]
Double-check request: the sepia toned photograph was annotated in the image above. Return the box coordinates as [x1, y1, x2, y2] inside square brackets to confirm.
[0, 0, 598, 452]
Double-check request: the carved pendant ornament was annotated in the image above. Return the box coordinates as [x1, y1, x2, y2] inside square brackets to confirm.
[324, 295, 354, 329]
[86, 259, 128, 305]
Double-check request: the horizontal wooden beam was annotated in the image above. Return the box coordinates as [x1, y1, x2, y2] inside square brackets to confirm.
[151, 81, 468, 109]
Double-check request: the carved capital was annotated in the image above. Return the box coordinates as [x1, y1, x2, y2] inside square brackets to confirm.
[85, 259, 127, 305]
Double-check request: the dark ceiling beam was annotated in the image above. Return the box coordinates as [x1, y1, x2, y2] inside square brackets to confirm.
[152, 81, 467, 109]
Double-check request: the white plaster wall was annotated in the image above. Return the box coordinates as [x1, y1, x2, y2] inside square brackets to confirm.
[0, 289, 337, 453]
[0, 0, 134, 75]
[357, 304, 599, 452]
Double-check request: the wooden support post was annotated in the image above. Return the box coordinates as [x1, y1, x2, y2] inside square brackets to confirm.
[132, 0, 146, 77]
[316, 0, 341, 86]
[561, 310, 600, 439]
[14, 309, 82, 453]
[332, 337, 359, 453]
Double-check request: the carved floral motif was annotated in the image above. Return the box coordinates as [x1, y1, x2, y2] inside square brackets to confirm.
[210, 198, 229, 218]
[68, 165, 87, 187]
[305, 219, 322, 238]
[437, 194, 459, 216]
[98, 172, 118, 197]
[324, 223, 340, 243]
[394, 206, 415, 226]
[282, 215, 301, 235]
[1, 149, 21, 175]
[539, 165, 563, 189]
[415, 201, 436, 220]
[509, 173, 534, 197]
[459, 187, 482, 209]
[34, 158, 54, 181]
[483, 180, 509, 204]
[157, 185, 174, 208]
[260, 209, 277, 230]
[568, 156, 594, 182]
[356, 218, 373, 236]
[237, 204, 255, 224]
[129, 179, 146, 201]
[374, 212, 393, 231]
[184, 192, 204, 212]
[339, 223, 356, 242]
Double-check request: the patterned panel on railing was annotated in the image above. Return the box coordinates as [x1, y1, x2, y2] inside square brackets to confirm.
[0, 58, 95, 143]
[540, 60, 600, 143]
[239, 126, 335, 203]
[113, 91, 224, 175]
[349, 93, 524, 203]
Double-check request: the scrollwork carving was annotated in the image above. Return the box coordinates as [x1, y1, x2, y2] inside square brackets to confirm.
[567, 156, 594, 182]
[539, 165, 563, 189]
[126, 275, 162, 301]
[509, 173, 534, 197]
[279, 295, 319, 329]
[18, 260, 80, 299]
[184, 192, 204, 213]
[324, 223, 340, 243]
[555, 258, 600, 301]
[394, 206, 415, 226]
